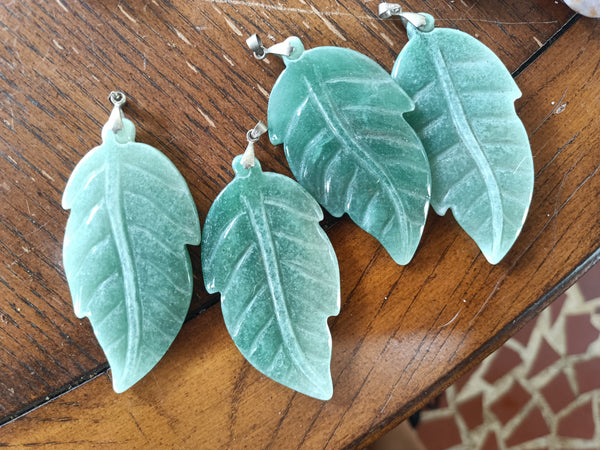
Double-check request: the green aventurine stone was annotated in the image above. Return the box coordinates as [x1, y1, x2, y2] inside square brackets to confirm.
[62, 117, 201, 393]
[391, 15, 534, 264]
[201, 156, 340, 400]
[267, 37, 431, 265]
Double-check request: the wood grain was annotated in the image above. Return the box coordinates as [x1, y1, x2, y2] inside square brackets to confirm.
[1, 9, 599, 446]
[0, 0, 575, 422]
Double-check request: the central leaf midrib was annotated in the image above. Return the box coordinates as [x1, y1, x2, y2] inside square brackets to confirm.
[303, 73, 410, 246]
[426, 36, 503, 252]
[241, 189, 321, 388]
[104, 142, 141, 382]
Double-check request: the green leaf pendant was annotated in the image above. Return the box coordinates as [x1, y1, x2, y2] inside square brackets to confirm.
[62, 93, 201, 392]
[201, 128, 340, 400]
[389, 12, 534, 264]
[252, 36, 431, 265]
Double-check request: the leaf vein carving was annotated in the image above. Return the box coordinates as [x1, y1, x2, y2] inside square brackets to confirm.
[230, 284, 268, 337]
[70, 235, 112, 280]
[201, 212, 247, 269]
[501, 214, 522, 231]
[106, 153, 141, 379]
[386, 158, 431, 176]
[363, 191, 379, 222]
[415, 113, 447, 136]
[248, 317, 275, 357]
[82, 271, 120, 314]
[263, 198, 316, 222]
[125, 190, 197, 236]
[93, 300, 123, 329]
[130, 225, 182, 259]
[440, 167, 479, 205]
[342, 105, 406, 119]
[221, 243, 255, 297]
[324, 76, 397, 88]
[281, 259, 332, 288]
[382, 215, 395, 237]
[145, 259, 188, 295]
[430, 44, 503, 252]
[242, 193, 322, 387]
[342, 167, 359, 208]
[501, 192, 528, 208]
[272, 230, 324, 252]
[358, 133, 424, 152]
[304, 76, 409, 245]
[67, 167, 105, 206]
[153, 300, 184, 325]
[297, 129, 331, 177]
[146, 319, 174, 342]
[412, 79, 437, 103]
[123, 163, 188, 196]
[429, 142, 462, 168]
[285, 97, 309, 144]
[320, 146, 343, 189]
[103, 334, 126, 353]
[68, 200, 106, 238]
[266, 344, 284, 373]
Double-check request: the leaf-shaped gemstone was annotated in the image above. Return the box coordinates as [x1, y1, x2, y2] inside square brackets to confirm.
[201, 156, 340, 400]
[62, 118, 201, 393]
[267, 38, 431, 265]
[391, 15, 534, 264]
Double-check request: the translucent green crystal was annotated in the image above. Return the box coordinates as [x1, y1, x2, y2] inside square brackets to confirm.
[201, 156, 340, 400]
[391, 15, 534, 264]
[62, 117, 201, 393]
[267, 37, 431, 265]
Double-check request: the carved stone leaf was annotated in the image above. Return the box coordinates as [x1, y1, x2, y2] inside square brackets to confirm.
[62, 119, 201, 393]
[201, 156, 340, 400]
[268, 40, 431, 265]
[392, 19, 534, 264]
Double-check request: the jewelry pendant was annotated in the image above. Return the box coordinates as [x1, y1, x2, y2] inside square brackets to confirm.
[62, 92, 201, 392]
[201, 123, 340, 400]
[381, 4, 534, 264]
[248, 35, 431, 265]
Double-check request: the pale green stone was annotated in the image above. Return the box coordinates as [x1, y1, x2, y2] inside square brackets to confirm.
[267, 37, 431, 265]
[391, 15, 534, 264]
[62, 117, 201, 393]
[201, 156, 340, 400]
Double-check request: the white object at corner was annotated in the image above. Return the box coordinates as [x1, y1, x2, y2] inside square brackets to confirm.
[564, 0, 600, 17]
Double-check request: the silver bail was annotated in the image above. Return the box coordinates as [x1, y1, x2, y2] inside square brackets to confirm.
[378, 2, 428, 28]
[107, 91, 126, 133]
[378, 2, 402, 19]
[246, 34, 294, 60]
[241, 121, 268, 169]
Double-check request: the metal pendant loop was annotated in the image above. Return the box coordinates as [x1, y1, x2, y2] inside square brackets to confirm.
[378, 2, 428, 29]
[241, 121, 268, 169]
[246, 34, 294, 60]
[106, 91, 127, 133]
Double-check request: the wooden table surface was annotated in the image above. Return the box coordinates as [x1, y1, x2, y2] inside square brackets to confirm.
[1, 0, 599, 447]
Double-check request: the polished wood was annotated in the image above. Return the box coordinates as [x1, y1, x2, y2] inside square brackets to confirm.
[1, 0, 597, 446]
